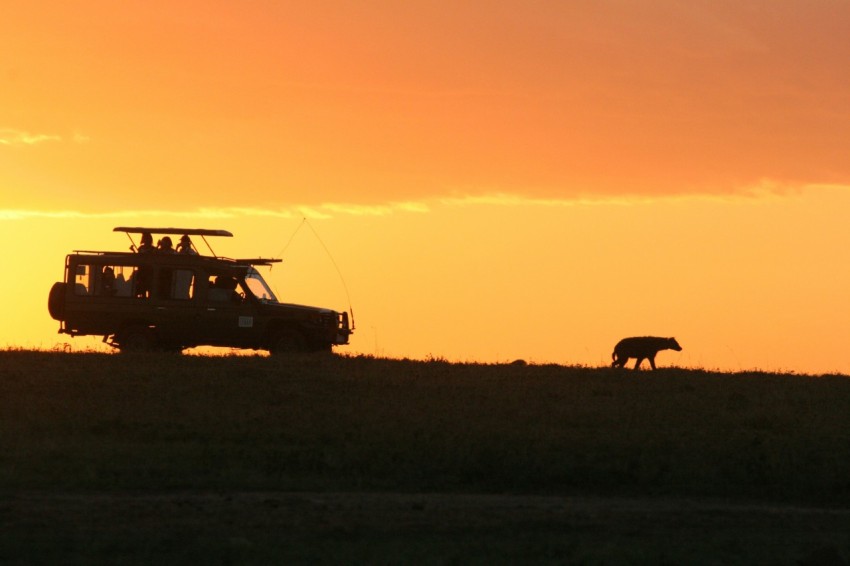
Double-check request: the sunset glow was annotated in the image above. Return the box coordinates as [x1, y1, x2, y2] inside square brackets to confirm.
[3, 2, 850, 373]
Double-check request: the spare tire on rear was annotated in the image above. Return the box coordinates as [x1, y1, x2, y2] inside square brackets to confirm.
[47, 282, 66, 321]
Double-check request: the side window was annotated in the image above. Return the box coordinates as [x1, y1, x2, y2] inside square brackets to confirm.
[207, 274, 243, 304]
[76, 262, 150, 299]
[74, 265, 92, 295]
[169, 269, 195, 300]
[75, 263, 139, 297]
[95, 264, 137, 297]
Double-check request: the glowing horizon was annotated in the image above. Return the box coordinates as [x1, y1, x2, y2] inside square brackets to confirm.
[3, 183, 850, 375]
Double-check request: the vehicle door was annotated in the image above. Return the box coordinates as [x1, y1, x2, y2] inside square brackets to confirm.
[62, 260, 113, 335]
[148, 266, 206, 347]
[197, 273, 261, 347]
[63, 259, 149, 336]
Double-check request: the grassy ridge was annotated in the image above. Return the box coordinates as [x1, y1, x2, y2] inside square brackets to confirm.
[3, 351, 850, 503]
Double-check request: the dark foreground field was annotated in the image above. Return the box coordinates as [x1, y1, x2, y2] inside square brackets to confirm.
[3, 351, 850, 564]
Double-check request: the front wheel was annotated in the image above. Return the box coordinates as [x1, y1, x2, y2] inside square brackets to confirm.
[267, 329, 307, 355]
[117, 325, 156, 352]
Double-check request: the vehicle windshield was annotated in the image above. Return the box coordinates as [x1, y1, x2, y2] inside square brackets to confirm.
[244, 267, 278, 303]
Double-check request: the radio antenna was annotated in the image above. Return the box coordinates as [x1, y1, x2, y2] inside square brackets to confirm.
[275, 217, 307, 258]
[275, 217, 356, 331]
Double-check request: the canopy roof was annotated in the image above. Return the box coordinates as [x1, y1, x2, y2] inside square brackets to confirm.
[113, 227, 233, 237]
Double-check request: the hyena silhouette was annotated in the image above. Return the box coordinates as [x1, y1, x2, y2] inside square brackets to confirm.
[611, 336, 682, 370]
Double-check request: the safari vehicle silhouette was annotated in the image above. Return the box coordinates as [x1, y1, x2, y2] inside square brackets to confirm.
[47, 227, 352, 354]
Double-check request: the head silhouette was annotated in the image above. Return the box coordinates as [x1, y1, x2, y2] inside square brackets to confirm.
[178, 234, 194, 253]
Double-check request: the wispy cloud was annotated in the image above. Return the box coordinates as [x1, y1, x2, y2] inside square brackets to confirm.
[439, 180, 848, 208]
[0, 207, 293, 221]
[318, 201, 431, 216]
[0, 128, 91, 147]
[295, 207, 333, 220]
[0, 128, 62, 147]
[439, 192, 696, 208]
[439, 193, 600, 208]
[2, 183, 846, 222]
[0, 202, 422, 222]
[0, 210, 85, 220]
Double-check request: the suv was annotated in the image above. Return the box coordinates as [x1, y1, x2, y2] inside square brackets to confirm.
[47, 227, 352, 354]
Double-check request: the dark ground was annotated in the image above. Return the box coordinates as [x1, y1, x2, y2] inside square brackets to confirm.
[5, 491, 850, 565]
[3, 351, 850, 564]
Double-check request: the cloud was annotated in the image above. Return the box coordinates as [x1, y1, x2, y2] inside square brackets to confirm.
[318, 201, 431, 216]
[295, 207, 333, 220]
[0, 128, 91, 147]
[0, 128, 62, 146]
[0, 207, 296, 221]
[438, 192, 676, 208]
[438, 180, 850, 208]
[0, 203, 408, 221]
[2, 183, 847, 223]
[0, 210, 85, 220]
[392, 201, 431, 213]
[0, 202, 427, 222]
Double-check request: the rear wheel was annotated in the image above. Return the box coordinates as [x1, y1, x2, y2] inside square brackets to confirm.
[117, 325, 156, 352]
[268, 329, 307, 355]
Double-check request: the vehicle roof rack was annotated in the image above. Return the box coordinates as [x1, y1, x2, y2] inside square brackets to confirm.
[113, 227, 233, 237]
[236, 258, 282, 266]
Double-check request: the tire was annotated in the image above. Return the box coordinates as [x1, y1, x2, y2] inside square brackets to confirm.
[47, 282, 66, 321]
[310, 342, 333, 354]
[117, 325, 156, 352]
[268, 329, 307, 355]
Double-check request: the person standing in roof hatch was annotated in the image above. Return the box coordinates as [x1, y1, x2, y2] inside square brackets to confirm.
[157, 236, 175, 253]
[177, 234, 197, 255]
[138, 232, 154, 253]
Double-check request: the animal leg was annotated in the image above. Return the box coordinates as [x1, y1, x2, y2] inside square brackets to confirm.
[649, 356, 657, 370]
[633, 358, 645, 370]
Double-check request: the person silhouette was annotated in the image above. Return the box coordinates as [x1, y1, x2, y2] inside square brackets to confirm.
[101, 266, 116, 296]
[177, 234, 197, 255]
[137, 232, 154, 253]
[157, 236, 175, 253]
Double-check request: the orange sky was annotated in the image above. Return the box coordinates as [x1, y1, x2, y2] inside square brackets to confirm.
[2, 2, 850, 373]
